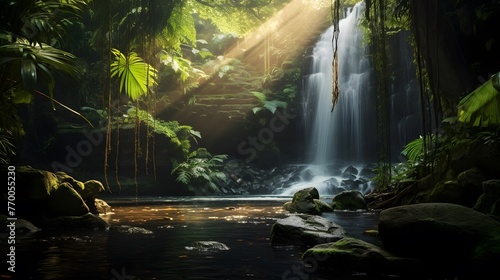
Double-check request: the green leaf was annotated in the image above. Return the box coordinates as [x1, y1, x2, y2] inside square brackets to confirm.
[110, 48, 158, 101]
[251, 91, 267, 101]
[458, 72, 500, 127]
[252, 107, 262, 114]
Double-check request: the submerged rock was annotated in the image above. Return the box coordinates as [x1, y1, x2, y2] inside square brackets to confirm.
[40, 213, 110, 230]
[270, 214, 347, 246]
[186, 241, 230, 251]
[302, 237, 425, 278]
[379, 203, 500, 278]
[112, 225, 153, 234]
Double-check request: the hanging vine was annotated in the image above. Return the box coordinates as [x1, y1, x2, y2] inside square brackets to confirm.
[364, 0, 392, 188]
[331, 0, 341, 111]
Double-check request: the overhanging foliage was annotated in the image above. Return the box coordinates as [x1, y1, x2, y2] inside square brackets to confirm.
[458, 72, 500, 127]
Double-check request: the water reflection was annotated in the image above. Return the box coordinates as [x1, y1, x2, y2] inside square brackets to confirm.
[11, 197, 380, 280]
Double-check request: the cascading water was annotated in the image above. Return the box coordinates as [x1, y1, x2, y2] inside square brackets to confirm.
[279, 2, 420, 196]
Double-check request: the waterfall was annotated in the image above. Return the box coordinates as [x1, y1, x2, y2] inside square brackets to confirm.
[280, 2, 420, 196]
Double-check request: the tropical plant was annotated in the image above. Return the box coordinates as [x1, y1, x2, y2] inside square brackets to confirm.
[458, 71, 500, 127]
[251, 91, 287, 114]
[0, 128, 16, 167]
[110, 48, 158, 101]
[171, 148, 228, 193]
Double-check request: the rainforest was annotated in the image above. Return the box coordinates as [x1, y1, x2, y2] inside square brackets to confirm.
[1, 0, 500, 279]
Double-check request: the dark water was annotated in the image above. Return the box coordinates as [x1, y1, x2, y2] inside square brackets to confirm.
[7, 197, 380, 280]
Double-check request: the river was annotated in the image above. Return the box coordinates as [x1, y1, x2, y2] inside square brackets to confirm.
[11, 196, 380, 280]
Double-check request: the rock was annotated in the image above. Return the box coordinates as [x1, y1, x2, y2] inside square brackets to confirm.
[293, 187, 319, 201]
[186, 241, 230, 251]
[474, 180, 500, 216]
[341, 165, 358, 178]
[457, 167, 487, 189]
[16, 166, 59, 200]
[15, 219, 40, 233]
[332, 190, 367, 210]
[55, 172, 85, 192]
[379, 203, 500, 278]
[430, 180, 481, 207]
[302, 237, 426, 278]
[47, 182, 90, 217]
[112, 225, 153, 234]
[0, 215, 39, 233]
[270, 214, 347, 246]
[283, 187, 323, 214]
[313, 199, 333, 212]
[359, 167, 377, 180]
[87, 198, 112, 214]
[80, 180, 106, 200]
[40, 213, 110, 230]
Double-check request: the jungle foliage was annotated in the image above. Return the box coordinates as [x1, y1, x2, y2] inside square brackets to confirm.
[363, 0, 500, 190]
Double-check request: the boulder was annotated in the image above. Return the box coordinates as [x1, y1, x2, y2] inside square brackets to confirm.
[16, 166, 58, 200]
[283, 187, 323, 214]
[474, 180, 500, 217]
[270, 214, 347, 246]
[95, 198, 112, 214]
[341, 165, 358, 178]
[430, 180, 481, 207]
[302, 237, 426, 278]
[457, 167, 487, 189]
[293, 187, 319, 201]
[379, 203, 500, 278]
[332, 190, 367, 210]
[79, 180, 106, 200]
[55, 172, 85, 192]
[47, 182, 90, 217]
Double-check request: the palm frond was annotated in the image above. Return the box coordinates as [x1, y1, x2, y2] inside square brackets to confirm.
[110, 48, 158, 101]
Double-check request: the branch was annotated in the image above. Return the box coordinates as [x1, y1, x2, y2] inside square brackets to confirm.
[34, 90, 94, 128]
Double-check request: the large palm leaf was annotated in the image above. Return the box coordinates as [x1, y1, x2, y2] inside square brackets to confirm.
[0, 36, 79, 102]
[458, 72, 500, 127]
[1, 0, 87, 46]
[110, 48, 157, 101]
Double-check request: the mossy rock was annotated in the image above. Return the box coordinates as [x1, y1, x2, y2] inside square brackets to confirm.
[55, 172, 85, 192]
[430, 180, 481, 207]
[314, 199, 333, 212]
[47, 182, 90, 217]
[302, 237, 426, 277]
[79, 180, 105, 199]
[292, 187, 319, 202]
[16, 166, 59, 200]
[332, 190, 367, 210]
[379, 203, 500, 278]
[474, 180, 500, 216]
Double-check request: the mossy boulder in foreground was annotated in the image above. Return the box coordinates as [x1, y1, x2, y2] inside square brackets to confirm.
[379, 203, 500, 278]
[302, 237, 425, 278]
